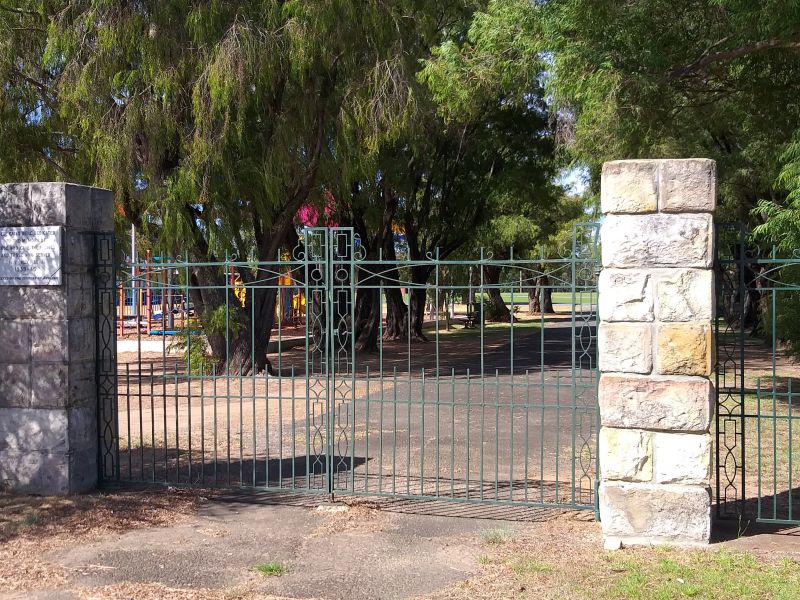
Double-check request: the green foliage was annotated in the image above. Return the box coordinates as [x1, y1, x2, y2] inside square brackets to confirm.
[765, 265, 800, 358]
[168, 329, 217, 376]
[434, 0, 800, 235]
[754, 139, 800, 251]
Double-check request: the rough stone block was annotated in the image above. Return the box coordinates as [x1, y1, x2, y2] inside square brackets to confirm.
[656, 323, 712, 376]
[600, 427, 652, 481]
[599, 374, 713, 431]
[0, 287, 66, 319]
[0, 320, 31, 362]
[92, 188, 115, 232]
[653, 432, 711, 485]
[0, 364, 31, 407]
[655, 269, 713, 322]
[0, 407, 69, 452]
[598, 323, 653, 374]
[64, 230, 94, 269]
[66, 273, 94, 318]
[0, 183, 31, 225]
[599, 482, 711, 545]
[601, 213, 713, 269]
[68, 407, 97, 448]
[64, 184, 93, 230]
[599, 269, 654, 322]
[31, 320, 68, 362]
[601, 161, 658, 214]
[68, 318, 96, 362]
[30, 362, 68, 408]
[659, 159, 716, 213]
[68, 359, 97, 408]
[0, 449, 68, 494]
[29, 182, 67, 226]
[69, 446, 98, 492]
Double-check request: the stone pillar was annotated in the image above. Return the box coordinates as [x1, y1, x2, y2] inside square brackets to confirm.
[0, 183, 113, 494]
[598, 159, 715, 547]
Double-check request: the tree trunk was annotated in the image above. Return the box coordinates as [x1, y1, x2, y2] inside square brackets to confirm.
[189, 266, 278, 376]
[482, 264, 510, 322]
[384, 286, 408, 340]
[528, 287, 540, 314]
[539, 274, 554, 314]
[409, 286, 428, 341]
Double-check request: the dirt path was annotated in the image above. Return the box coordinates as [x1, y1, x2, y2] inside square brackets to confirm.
[3, 490, 800, 600]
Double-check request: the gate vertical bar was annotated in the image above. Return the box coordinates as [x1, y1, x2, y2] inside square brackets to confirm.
[95, 232, 119, 483]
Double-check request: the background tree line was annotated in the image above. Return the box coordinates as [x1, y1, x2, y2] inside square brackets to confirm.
[4, 0, 800, 365]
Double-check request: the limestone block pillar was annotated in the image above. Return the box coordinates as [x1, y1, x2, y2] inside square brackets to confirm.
[598, 159, 715, 546]
[0, 183, 113, 494]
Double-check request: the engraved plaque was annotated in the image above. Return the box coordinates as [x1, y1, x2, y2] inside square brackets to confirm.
[0, 226, 63, 285]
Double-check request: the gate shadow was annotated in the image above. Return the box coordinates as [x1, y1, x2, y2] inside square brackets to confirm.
[713, 488, 800, 541]
[116, 447, 367, 487]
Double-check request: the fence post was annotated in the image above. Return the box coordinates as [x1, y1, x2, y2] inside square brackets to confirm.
[598, 159, 716, 546]
[0, 183, 113, 494]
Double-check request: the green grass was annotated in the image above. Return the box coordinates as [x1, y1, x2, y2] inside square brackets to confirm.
[254, 561, 288, 577]
[512, 560, 552, 575]
[481, 528, 514, 544]
[602, 550, 800, 600]
[496, 291, 597, 305]
[21, 513, 40, 527]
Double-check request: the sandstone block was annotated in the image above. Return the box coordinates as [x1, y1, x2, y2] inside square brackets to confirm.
[599, 482, 711, 544]
[0, 321, 31, 362]
[599, 374, 713, 431]
[656, 323, 712, 376]
[659, 159, 716, 213]
[598, 323, 653, 374]
[0, 183, 30, 225]
[601, 213, 713, 269]
[0, 364, 31, 407]
[601, 160, 658, 214]
[599, 270, 653, 322]
[653, 432, 711, 485]
[600, 427, 652, 481]
[655, 269, 713, 322]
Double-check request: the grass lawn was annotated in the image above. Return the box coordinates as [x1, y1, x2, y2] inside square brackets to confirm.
[442, 537, 800, 600]
[496, 291, 597, 305]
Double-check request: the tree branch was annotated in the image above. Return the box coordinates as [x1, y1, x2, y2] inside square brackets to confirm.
[666, 35, 800, 80]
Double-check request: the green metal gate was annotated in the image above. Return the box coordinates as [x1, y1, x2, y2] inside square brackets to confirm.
[97, 225, 600, 511]
[715, 223, 800, 524]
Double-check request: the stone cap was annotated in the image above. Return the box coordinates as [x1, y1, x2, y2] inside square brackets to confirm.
[601, 159, 716, 215]
[0, 182, 114, 232]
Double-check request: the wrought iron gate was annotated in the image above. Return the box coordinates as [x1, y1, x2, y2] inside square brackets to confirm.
[97, 226, 600, 511]
[715, 223, 800, 524]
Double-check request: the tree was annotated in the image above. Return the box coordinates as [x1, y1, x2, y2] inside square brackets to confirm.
[0, 1, 468, 373]
[540, 0, 800, 223]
